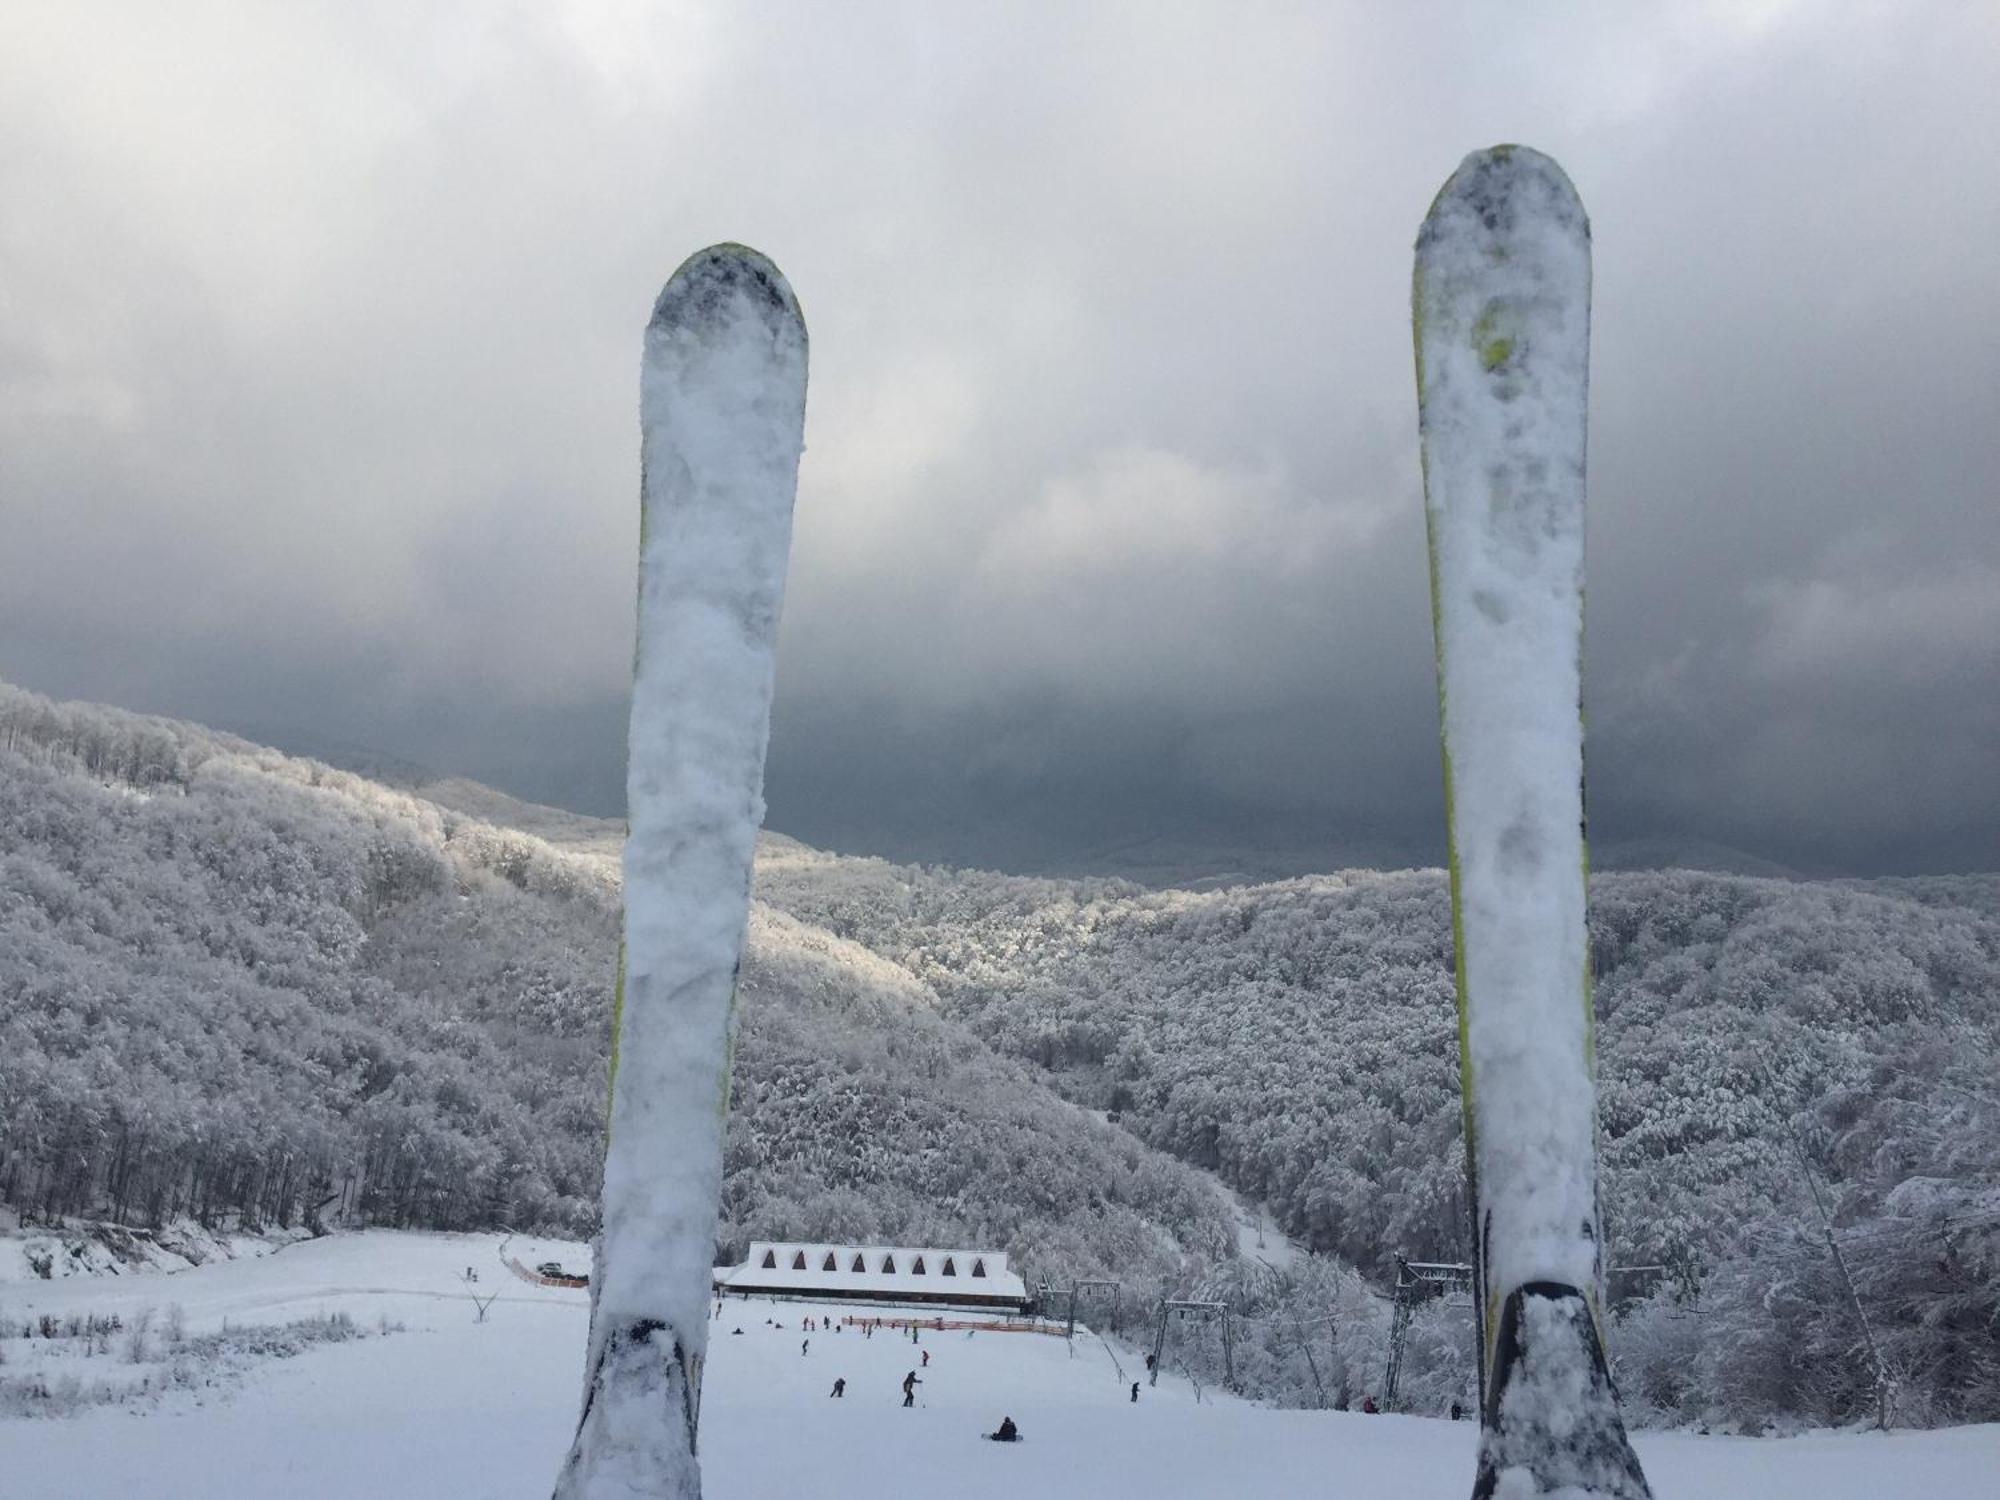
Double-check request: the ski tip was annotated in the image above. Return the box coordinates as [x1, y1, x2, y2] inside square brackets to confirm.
[651, 242, 804, 341]
[1473, 1282, 1652, 1500]
[1417, 145, 1588, 254]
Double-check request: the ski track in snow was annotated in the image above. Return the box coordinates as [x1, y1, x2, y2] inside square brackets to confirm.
[3, 1230, 1994, 1499]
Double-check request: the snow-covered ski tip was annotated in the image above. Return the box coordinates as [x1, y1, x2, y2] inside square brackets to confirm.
[1414, 147, 1650, 1500]
[553, 244, 808, 1500]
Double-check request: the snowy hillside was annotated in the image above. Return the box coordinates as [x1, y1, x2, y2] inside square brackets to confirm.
[4, 679, 1997, 1431]
[5, 1231, 1996, 1499]
[754, 847, 2000, 1429]
[0, 681, 1238, 1307]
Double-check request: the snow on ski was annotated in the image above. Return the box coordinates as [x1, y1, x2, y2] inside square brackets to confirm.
[553, 244, 808, 1500]
[1413, 147, 1651, 1499]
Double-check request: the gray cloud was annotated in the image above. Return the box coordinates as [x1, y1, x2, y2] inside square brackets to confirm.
[3, 1, 1994, 877]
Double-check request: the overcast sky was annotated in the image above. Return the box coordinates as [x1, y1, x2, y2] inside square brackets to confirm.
[4, 0, 1995, 877]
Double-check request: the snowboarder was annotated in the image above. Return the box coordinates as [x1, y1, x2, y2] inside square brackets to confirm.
[902, 1371, 921, 1407]
[988, 1416, 1020, 1443]
[921, 1350, 930, 1368]
[1130, 1382, 1140, 1403]
[830, 1378, 845, 1398]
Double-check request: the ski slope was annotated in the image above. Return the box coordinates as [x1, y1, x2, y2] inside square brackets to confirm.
[3, 1231, 1995, 1498]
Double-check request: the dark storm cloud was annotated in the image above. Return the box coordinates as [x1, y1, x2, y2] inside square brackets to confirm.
[3, 1, 1994, 877]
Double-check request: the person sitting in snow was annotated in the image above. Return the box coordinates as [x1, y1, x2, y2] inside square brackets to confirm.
[988, 1416, 1020, 1442]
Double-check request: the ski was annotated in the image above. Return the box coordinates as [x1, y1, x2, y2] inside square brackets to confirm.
[1413, 147, 1651, 1499]
[554, 244, 808, 1500]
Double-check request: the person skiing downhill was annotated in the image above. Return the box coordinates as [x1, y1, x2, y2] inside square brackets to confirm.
[830, 1378, 845, 1398]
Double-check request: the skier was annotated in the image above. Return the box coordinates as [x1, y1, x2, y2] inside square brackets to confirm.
[902, 1371, 921, 1408]
[921, 1350, 929, 1368]
[801, 1337, 809, 1356]
[829, 1378, 845, 1399]
[987, 1416, 1020, 1443]
[1130, 1382, 1140, 1403]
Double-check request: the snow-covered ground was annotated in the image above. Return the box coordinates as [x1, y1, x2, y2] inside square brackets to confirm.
[3, 1230, 1995, 1498]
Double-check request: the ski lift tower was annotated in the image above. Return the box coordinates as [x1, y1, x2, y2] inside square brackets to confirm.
[1383, 1256, 1475, 1410]
[1038, 1278, 1125, 1339]
[1150, 1299, 1234, 1391]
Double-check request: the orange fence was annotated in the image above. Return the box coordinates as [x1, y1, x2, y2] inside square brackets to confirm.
[506, 1256, 589, 1289]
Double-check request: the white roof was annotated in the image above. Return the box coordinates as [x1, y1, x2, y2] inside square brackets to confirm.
[715, 1242, 1026, 1301]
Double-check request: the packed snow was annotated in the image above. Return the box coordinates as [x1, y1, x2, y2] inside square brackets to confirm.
[3, 1230, 1996, 1498]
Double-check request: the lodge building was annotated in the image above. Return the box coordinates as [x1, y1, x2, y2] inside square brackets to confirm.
[714, 1242, 1030, 1313]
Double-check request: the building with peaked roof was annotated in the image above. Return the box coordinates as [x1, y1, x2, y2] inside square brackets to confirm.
[714, 1242, 1029, 1312]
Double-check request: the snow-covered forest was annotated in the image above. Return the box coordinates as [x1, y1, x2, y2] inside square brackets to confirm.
[3, 680, 1995, 1431]
[754, 849, 2000, 1428]
[0, 682, 1233, 1279]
